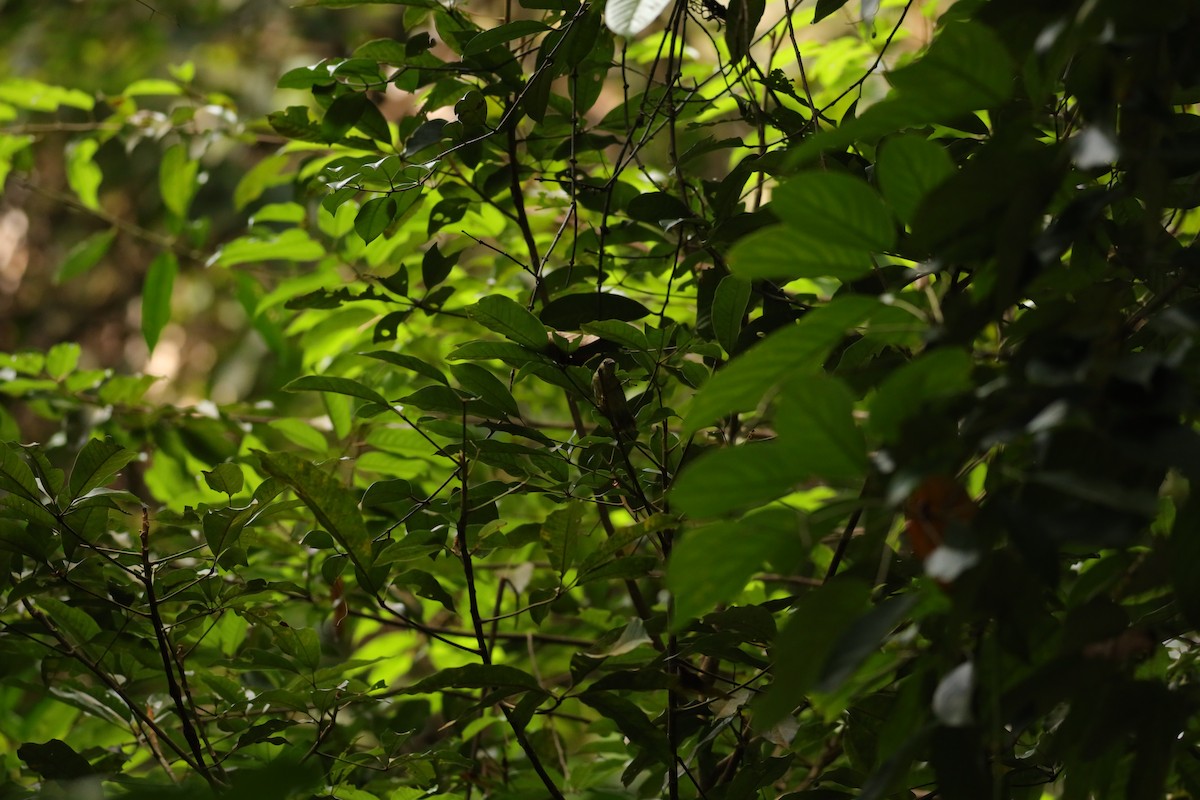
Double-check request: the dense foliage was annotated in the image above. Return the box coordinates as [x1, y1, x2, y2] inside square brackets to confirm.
[4, 0, 1200, 797]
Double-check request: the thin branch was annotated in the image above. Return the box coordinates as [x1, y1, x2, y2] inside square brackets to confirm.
[138, 507, 217, 786]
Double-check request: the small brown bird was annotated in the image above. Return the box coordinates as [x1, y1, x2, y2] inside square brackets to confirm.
[592, 358, 637, 439]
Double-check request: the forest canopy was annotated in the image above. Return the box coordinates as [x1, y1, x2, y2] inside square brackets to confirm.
[3, 0, 1200, 798]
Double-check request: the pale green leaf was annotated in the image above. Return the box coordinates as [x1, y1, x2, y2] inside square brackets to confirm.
[142, 251, 177, 352]
[214, 230, 326, 266]
[66, 139, 102, 211]
[0, 78, 93, 112]
[159, 143, 200, 219]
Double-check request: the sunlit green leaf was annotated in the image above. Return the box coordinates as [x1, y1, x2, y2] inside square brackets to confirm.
[159, 143, 199, 219]
[141, 251, 177, 352]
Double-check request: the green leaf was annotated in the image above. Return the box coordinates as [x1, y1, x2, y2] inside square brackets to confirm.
[285, 375, 390, 409]
[120, 78, 183, 96]
[0, 445, 41, 502]
[0, 78, 93, 112]
[215, 230, 326, 266]
[234, 154, 292, 210]
[0, 133, 33, 186]
[16, 739, 93, 781]
[394, 569, 456, 613]
[605, 0, 672, 36]
[753, 580, 871, 727]
[392, 664, 544, 696]
[464, 20, 550, 55]
[67, 437, 138, 504]
[812, 0, 850, 22]
[540, 292, 651, 330]
[57, 229, 116, 283]
[44, 343, 81, 381]
[579, 691, 671, 765]
[203, 506, 253, 556]
[816, 595, 918, 694]
[321, 92, 369, 142]
[667, 508, 796, 626]
[449, 362, 519, 416]
[671, 441, 812, 517]
[774, 375, 867, 482]
[258, 452, 375, 581]
[683, 296, 882, 436]
[771, 172, 895, 252]
[36, 597, 103, 645]
[267, 418, 330, 452]
[711, 276, 752, 355]
[203, 462, 244, 496]
[159, 143, 200, 219]
[726, 0, 765, 65]
[468, 295, 548, 349]
[876, 134, 956, 224]
[66, 138, 102, 211]
[867, 348, 974, 441]
[355, 196, 397, 243]
[541, 501, 585, 575]
[141, 251, 177, 353]
[729, 225, 873, 282]
[361, 351, 449, 385]
[421, 242, 457, 289]
[788, 22, 1014, 164]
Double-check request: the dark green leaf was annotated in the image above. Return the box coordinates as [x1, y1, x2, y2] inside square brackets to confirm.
[580, 690, 671, 765]
[667, 508, 797, 626]
[463, 20, 550, 55]
[17, 739, 93, 780]
[285, 375, 390, 408]
[774, 375, 867, 482]
[541, 501, 584, 575]
[468, 295, 548, 349]
[867, 348, 973, 441]
[711, 275, 752, 354]
[449, 362, 519, 416]
[361, 350, 448, 384]
[355, 195, 397, 243]
[392, 664, 544, 696]
[771, 172, 895, 252]
[257, 452, 374, 580]
[753, 580, 871, 727]
[67, 437, 137, 504]
[421, 242, 458, 288]
[203, 462, 244, 496]
[539, 292, 651, 330]
[729, 225, 873, 282]
[876, 134, 956, 224]
[812, 0, 850, 22]
[726, 0, 764, 64]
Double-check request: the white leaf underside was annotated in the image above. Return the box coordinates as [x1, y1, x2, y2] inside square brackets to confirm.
[605, 0, 673, 37]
